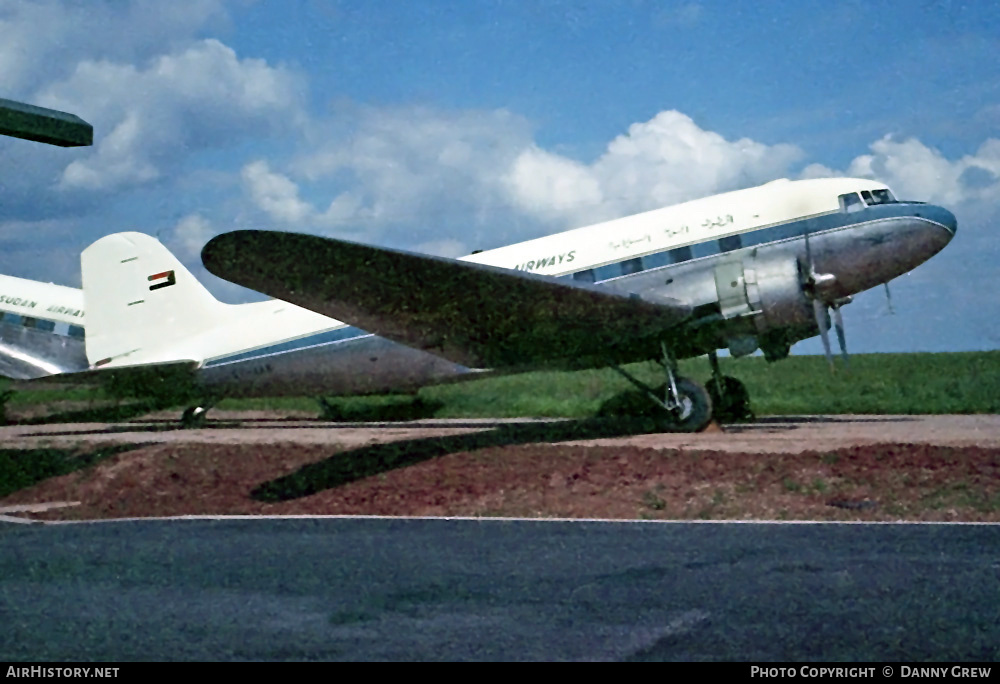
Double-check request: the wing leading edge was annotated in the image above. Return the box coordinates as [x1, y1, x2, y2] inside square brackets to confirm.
[201, 230, 692, 370]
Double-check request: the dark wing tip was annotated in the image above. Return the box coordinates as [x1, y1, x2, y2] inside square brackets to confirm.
[201, 230, 266, 279]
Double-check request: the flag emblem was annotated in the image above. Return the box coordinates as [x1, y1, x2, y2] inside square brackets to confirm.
[148, 270, 176, 291]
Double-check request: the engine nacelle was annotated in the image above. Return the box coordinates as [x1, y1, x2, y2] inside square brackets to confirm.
[743, 255, 815, 334]
[709, 253, 819, 357]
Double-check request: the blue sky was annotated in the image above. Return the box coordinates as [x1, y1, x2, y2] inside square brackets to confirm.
[1, 0, 998, 354]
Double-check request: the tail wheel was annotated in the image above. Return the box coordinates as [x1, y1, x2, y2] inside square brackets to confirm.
[181, 406, 208, 428]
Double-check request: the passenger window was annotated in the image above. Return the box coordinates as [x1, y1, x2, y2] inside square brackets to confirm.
[36, 319, 56, 332]
[620, 257, 643, 276]
[21, 317, 37, 328]
[68, 325, 85, 338]
[669, 246, 693, 264]
[691, 240, 719, 259]
[718, 235, 742, 252]
[839, 193, 864, 213]
[2, 313, 23, 326]
[642, 251, 671, 270]
[573, 269, 596, 283]
[594, 264, 619, 281]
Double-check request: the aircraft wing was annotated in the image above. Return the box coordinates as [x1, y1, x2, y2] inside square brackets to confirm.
[202, 230, 692, 369]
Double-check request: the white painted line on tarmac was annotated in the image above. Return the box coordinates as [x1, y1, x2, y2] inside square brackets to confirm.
[0, 514, 40, 524]
[12, 514, 1000, 526]
[0, 501, 81, 513]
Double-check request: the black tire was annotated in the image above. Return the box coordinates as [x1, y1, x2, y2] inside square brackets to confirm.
[708, 375, 754, 422]
[181, 406, 208, 428]
[659, 377, 713, 433]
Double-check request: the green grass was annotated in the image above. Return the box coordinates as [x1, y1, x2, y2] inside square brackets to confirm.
[2, 385, 107, 405]
[3, 351, 999, 419]
[417, 351, 1000, 417]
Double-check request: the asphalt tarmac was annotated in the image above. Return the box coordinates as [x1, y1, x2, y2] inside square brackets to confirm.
[2, 518, 998, 661]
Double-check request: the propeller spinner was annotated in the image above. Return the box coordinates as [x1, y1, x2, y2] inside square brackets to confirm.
[803, 231, 850, 372]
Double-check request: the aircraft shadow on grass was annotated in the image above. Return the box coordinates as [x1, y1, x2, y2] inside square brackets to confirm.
[13, 399, 681, 501]
[316, 396, 444, 422]
[250, 414, 671, 503]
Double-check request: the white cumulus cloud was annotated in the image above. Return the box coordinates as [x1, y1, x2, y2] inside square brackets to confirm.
[503, 110, 804, 227]
[804, 134, 1000, 215]
[39, 39, 306, 192]
[245, 108, 805, 251]
[0, 0, 229, 96]
[242, 161, 314, 224]
[170, 213, 216, 261]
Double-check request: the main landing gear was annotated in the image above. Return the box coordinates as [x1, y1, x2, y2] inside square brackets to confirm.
[611, 343, 713, 433]
[706, 351, 754, 422]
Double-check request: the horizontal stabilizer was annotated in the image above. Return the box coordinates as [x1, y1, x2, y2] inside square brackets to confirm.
[202, 230, 693, 369]
[23, 360, 200, 403]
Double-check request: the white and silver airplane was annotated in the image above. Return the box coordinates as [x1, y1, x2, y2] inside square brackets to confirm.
[22, 231, 476, 421]
[0, 274, 87, 379]
[17, 176, 956, 430]
[1, 235, 480, 422]
[193, 176, 957, 430]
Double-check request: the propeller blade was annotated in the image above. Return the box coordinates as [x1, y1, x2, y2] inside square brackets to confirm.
[813, 298, 834, 371]
[884, 282, 895, 315]
[832, 304, 849, 370]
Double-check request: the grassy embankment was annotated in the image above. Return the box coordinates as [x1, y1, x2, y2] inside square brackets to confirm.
[2, 351, 998, 420]
[214, 350, 1000, 417]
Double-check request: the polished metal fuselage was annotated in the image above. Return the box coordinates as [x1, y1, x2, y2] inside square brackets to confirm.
[0, 323, 88, 380]
[194, 334, 476, 398]
[600, 202, 956, 357]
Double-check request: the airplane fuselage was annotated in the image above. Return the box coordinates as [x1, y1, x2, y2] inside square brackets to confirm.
[18, 177, 955, 404]
[590, 198, 955, 360]
[195, 333, 474, 398]
[0, 274, 87, 379]
[184, 178, 956, 397]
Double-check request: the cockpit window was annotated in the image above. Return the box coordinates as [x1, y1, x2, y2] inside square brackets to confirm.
[868, 188, 896, 204]
[849, 188, 897, 209]
[839, 192, 864, 213]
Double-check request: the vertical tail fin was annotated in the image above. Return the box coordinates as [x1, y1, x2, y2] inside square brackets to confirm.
[81, 232, 224, 367]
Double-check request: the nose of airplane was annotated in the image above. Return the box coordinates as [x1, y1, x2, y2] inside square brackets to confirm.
[916, 204, 958, 236]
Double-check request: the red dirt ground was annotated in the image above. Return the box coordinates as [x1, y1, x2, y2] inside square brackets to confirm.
[4, 437, 999, 522]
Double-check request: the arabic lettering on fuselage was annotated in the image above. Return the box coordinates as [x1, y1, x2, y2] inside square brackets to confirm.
[664, 225, 690, 238]
[609, 235, 652, 250]
[513, 250, 576, 272]
[701, 215, 735, 229]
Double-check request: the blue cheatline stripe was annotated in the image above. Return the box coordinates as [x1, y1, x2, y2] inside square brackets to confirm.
[563, 202, 952, 284]
[203, 326, 370, 368]
[0, 310, 80, 337]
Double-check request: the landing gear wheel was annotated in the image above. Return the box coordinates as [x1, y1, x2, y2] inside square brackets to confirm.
[181, 406, 209, 428]
[657, 377, 713, 433]
[708, 376, 754, 422]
